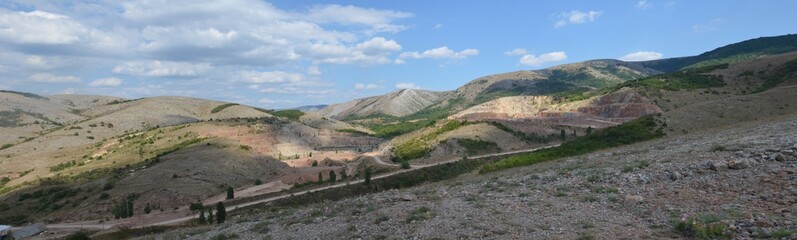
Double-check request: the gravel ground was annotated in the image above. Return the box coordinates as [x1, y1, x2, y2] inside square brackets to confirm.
[141, 114, 797, 240]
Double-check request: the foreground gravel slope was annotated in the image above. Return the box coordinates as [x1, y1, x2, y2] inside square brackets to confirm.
[144, 114, 797, 240]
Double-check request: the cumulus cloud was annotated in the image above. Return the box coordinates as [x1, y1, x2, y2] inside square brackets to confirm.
[519, 52, 567, 66]
[504, 48, 528, 55]
[113, 61, 211, 77]
[554, 10, 602, 28]
[89, 77, 123, 86]
[354, 83, 384, 90]
[238, 71, 303, 83]
[395, 82, 421, 89]
[619, 51, 663, 61]
[399, 46, 479, 60]
[29, 73, 81, 83]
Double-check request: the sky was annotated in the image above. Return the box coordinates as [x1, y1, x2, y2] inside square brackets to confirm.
[1, 1, 796, 109]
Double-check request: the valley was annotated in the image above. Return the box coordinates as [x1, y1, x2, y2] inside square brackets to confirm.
[1, 33, 796, 239]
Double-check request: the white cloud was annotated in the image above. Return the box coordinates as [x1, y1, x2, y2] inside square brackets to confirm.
[619, 51, 663, 61]
[693, 18, 725, 33]
[554, 10, 602, 28]
[504, 48, 528, 55]
[637, 0, 653, 9]
[29, 73, 81, 83]
[433, 23, 444, 29]
[519, 52, 567, 66]
[307, 65, 321, 75]
[354, 83, 383, 90]
[304, 4, 412, 33]
[399, 46, 479, 60]
[259, 87, 335, 95]
[239, 71, 303, 83]
[395, 82, 421, 89]
[356, 37, 402, 54]
[113, 61, 211, 77]
[89, 77, 123, 86]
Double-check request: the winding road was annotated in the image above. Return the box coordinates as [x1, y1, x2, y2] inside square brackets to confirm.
[45, 144, 559, 232]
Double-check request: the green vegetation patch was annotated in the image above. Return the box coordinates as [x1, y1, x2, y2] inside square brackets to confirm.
[456, 138, 500, 155]
[620, 64, 728, 91]
[393, 120, 471, 161]
[366, 120, 435, 138]
[257, 109, 305, 121]
[481, 115, 663, 172]
[211, 103, 239, 113]
[673, 214, 731, 239]
[487, 122, 559, 143]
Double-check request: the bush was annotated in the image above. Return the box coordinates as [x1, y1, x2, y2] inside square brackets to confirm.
[400, 161, 410, 169]
[405, 206, 435, 223]
[226, 187, 234, 200]
[64, 231, 91, 240]
[673, 214, 730, 239]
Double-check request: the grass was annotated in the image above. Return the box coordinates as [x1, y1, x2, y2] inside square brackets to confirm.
[481, 115, 663, 172]
[258, 109, 305, 121]
[366, 119, 435, 138]
[405, 206, 435, 223]
[211, 103, 239, 113]
[621, 63, 728, 91]
[673, 214, 730, 239]
[210, 233, 240, 240]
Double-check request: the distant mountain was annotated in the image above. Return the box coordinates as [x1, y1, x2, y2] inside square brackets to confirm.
[641, 33, 797, 72]
[316, 33, 797, 121]
[291, 104, 328, 112]
[315, 89, 450, 119]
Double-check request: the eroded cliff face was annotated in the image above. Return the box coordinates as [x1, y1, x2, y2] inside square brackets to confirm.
[449, 88, 662, 122]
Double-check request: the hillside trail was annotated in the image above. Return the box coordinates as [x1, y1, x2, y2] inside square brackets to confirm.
[45, 144, 559, 234]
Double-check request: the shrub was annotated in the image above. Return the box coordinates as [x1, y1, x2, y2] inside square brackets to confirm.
[64, 231, 91, 240]
[189, 202, 204, 211]
[405, 206, 435, 223]
[673, 214, 730, 239]
[400, 161, 410, 169]
[210, 233, 238, 240]
[251, 221, 270, 234]
[254, 179, 263, 185]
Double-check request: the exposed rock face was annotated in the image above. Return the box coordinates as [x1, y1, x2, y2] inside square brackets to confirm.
[449, 88, 662, 123]
[316, 89, 449, 119]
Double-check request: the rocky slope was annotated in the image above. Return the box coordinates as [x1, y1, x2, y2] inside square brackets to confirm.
[316, 89, 449, 119]
[146, 110, 797, 240]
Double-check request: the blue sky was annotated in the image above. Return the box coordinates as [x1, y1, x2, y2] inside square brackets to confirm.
[0, 1, 796, 108]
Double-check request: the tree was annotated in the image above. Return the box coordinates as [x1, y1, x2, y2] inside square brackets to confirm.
[364, 167, 372, 185]
[198, 209, 206, 224]
[341, 170, 348, 179]
[226, 186, 235, 199]
[329, 170, 337, 182]
[216, 202, 227, 224]
[560, 129, 567, 141]
[317, 172, 323, 183]
[144, 203, 152, 214]
[586, 126, 593, 134]
[311, 160, 318, 166]
[208, 210, 214, 224]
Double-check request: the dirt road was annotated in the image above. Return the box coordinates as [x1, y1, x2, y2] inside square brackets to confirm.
[46, 144, 559, 232]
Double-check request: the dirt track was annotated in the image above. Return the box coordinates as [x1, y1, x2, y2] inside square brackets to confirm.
[45, 144, 559, 233]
